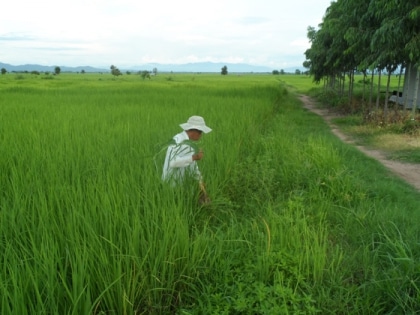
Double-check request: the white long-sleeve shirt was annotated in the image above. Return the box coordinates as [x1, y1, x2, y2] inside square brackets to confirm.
[162, 131, 202, 185]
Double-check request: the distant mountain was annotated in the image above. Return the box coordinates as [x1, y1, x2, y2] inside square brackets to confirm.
[0, 61, 280, 73]
[128, 62, 306, 73]
[128, 62, 273, 73]
[0, 62, 107, 73]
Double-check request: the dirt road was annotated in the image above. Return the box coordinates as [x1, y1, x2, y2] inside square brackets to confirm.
[300, 95, 420, 192]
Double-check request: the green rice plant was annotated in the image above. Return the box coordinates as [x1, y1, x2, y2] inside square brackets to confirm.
[0, 73, 280, 313]
[365, 224, 420, 313]
[1, 73, 420, 314]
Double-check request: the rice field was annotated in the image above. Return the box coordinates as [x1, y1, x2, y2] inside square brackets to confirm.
[1, 72, 419, 314]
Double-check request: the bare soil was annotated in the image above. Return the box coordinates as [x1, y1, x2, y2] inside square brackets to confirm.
[300, 95, 420, 192]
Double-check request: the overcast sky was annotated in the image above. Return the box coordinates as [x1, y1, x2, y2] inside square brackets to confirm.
[1, 0, 331, 69]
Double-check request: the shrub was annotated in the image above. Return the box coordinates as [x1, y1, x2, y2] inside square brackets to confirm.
[401, 119, 420, 135]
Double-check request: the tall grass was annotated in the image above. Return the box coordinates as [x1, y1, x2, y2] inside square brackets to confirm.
[0, 73, 419, 314]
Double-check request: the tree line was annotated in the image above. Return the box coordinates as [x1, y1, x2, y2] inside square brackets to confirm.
[1, 66, 62, 75]
[304, 0, 420, 117]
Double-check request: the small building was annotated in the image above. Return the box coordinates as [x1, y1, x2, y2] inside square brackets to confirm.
[389, 63, 420, 109]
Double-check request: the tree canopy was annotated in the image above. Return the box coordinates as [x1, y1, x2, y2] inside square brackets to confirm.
[221, 65, 228, 75]
[110, 65, 122, 76]
[304, 0, 420, 83]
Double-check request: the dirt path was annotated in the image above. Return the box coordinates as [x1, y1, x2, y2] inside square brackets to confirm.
[300, 95, 420, 192]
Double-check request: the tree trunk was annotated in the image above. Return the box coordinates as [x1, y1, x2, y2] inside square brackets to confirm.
[329, 75, 335, 90]
[369, 71, 374, 112]
[348, 70, 354, 113]
[376, 69, 382, 111]
[411, 66, 420, 120]
[362, 71, 367, 111]
[384, 70, 391, 120]
[397, 65, 403, 99]
[404, 64, 411, 110]
[391, 65, 404, 112]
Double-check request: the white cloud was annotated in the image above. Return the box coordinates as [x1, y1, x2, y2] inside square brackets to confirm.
[1, 0, 331, 68]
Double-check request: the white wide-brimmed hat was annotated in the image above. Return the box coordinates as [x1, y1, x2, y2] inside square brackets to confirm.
[180, 116, 212, 133]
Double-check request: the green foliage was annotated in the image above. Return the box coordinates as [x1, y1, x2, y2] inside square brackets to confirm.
[358, 77, 371, 85]
[0, 74, 419, 314]
[305, 0, 419, 80]
[401, 119, 420, 135]
[389, 149, 420, 163]
[221, 65, 228, 75]
[184, 251, 318, 314]
[42, 74, 55, 80]
[110, 64, 122, 76]
[317, 88, 347, 109]
[140, 70, 151, 80]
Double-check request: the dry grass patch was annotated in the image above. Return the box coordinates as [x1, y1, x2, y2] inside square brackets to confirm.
[373, 133, 420, 150]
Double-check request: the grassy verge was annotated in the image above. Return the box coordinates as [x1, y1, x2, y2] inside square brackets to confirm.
[330, 116, 420, 163]
[0, 73, 419, 314]
[302, 74, 420, 164]
[221, 87, 420, 314]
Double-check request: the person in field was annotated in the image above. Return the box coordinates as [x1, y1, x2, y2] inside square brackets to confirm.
[162, 115, 212, 204]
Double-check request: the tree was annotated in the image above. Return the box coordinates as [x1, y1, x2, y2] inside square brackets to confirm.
[140, 70, 151, 80]
[272, 70, 280, 75]
[110, 65, 122, 76]
[1, 68, 6, 75]
[152, 67, 158, 75]
[54, 66, 61, 75]
[221, 65, 228, 75]
[303, 0, 420, 118]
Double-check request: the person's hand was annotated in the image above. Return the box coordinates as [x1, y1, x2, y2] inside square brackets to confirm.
[192, 149, 204, 161]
